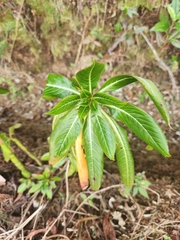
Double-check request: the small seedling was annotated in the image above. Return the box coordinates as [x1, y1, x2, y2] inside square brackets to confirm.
[42, 60, 170, 191]
[18, 168, 61, 199]
[132, 172, 151, 198]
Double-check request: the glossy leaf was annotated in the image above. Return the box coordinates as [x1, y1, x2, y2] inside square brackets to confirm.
[47, 95, 80, 115]
[78, 99, 90, 119]
[98, 75, 136, 93]
[76, 60, 104, 93]
[110, 104, 170, 157]
[94, 92, 127, 109]
[93, 115, 116, 160]
[42, 73, 80, 100]
[49, 109, 82, 164]
[134, 76, 170, 125]
[102, 111, 134, 186]
[98, 74, 170, 126]
[83, 112, 104, 190]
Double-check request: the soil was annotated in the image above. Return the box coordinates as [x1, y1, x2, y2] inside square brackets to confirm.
[0, 3, 180, 240]
[0, 57, 180, 240]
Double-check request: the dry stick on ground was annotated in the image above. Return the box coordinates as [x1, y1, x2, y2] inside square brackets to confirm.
[0, 192, 41, 240]
[63, 161, 70, 236]
[140, 31, 179, 100]
[74, 16, 92, 69]
[9, 0, 25, 62]
[102, 0, 108, 29]
[42, 184, 123, 239]
[2, 205, 44, 240]
[66, 184, 123, 228]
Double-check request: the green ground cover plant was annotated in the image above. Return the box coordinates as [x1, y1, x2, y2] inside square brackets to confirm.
[151, 0, 180, 48]
[42, 60, 170, 191]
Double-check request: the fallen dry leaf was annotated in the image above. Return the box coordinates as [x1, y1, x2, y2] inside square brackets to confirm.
[170, 230, 180, 240]
[103, 213, 116, 240]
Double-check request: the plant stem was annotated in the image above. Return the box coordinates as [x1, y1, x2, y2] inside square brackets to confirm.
[11, 138, 42, 166]
[0, 137, 31, 178]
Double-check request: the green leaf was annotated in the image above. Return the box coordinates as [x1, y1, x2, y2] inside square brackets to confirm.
[93, 115, 116, 160]
[78, 100, 90, 119]
[151, 10, 170, 32]
[0, 133, 11, 161]
[159, 8, 170, 23]
[98, 75, 137, 93]
[41, 152, 49, 161]
[172, 0, 180, 14]
[90, 100, 100, 114]
[167, 5, 177, 21]
[47, 95, 80, 115]
[43, 169, 50, 178]
[41, 182, 49, 195]
[102, 111, 134, 186]
[42, 73, 80, 100]
[76, 60, 104, 93]
[49, 109, 82, 162]
[141, 180, 151, 187]
[83, 112, 104, 190]
[138, 187, 149, 198]
[46, 188, 53, 199]
[33, 174, 44, 180]
[80, 89, 92, 99]
[18, 181, 29, 193]
[146, 145, 153, 151]
[150, 21, 170, 32]
[134, 76, 170, 125]
[51, 176, 61, 181]
[110, 104, 170, 157]
[170, 38, 180, 48]
[98, 75, 170, 126]
[0, 87, 9, 94]
[176, 12, 180, 20]
[114, 23, 121, 33]
[29, 182, 43, 193]
[49, 181, 56, 189]
[174, 21, 180, 31]
[94, 92, 127, 109]
[51, 157, 66, 169]
[132, 186, 138, 196]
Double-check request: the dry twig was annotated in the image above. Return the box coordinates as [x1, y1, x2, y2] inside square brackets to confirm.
[140, 31, 179, 99]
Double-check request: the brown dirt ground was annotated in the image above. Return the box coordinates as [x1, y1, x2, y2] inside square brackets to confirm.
[0, 3, 180, 239]
[0, 57, 180, 240]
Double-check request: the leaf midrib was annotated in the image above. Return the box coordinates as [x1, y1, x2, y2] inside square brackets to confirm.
[102, 112, 130, 184]
[109, 105, 165, 154]
[47, 83, 80, 95]
[57, 116, 79, 155]
[95, 116, 111, 158]
[99, 77, 130, 93]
